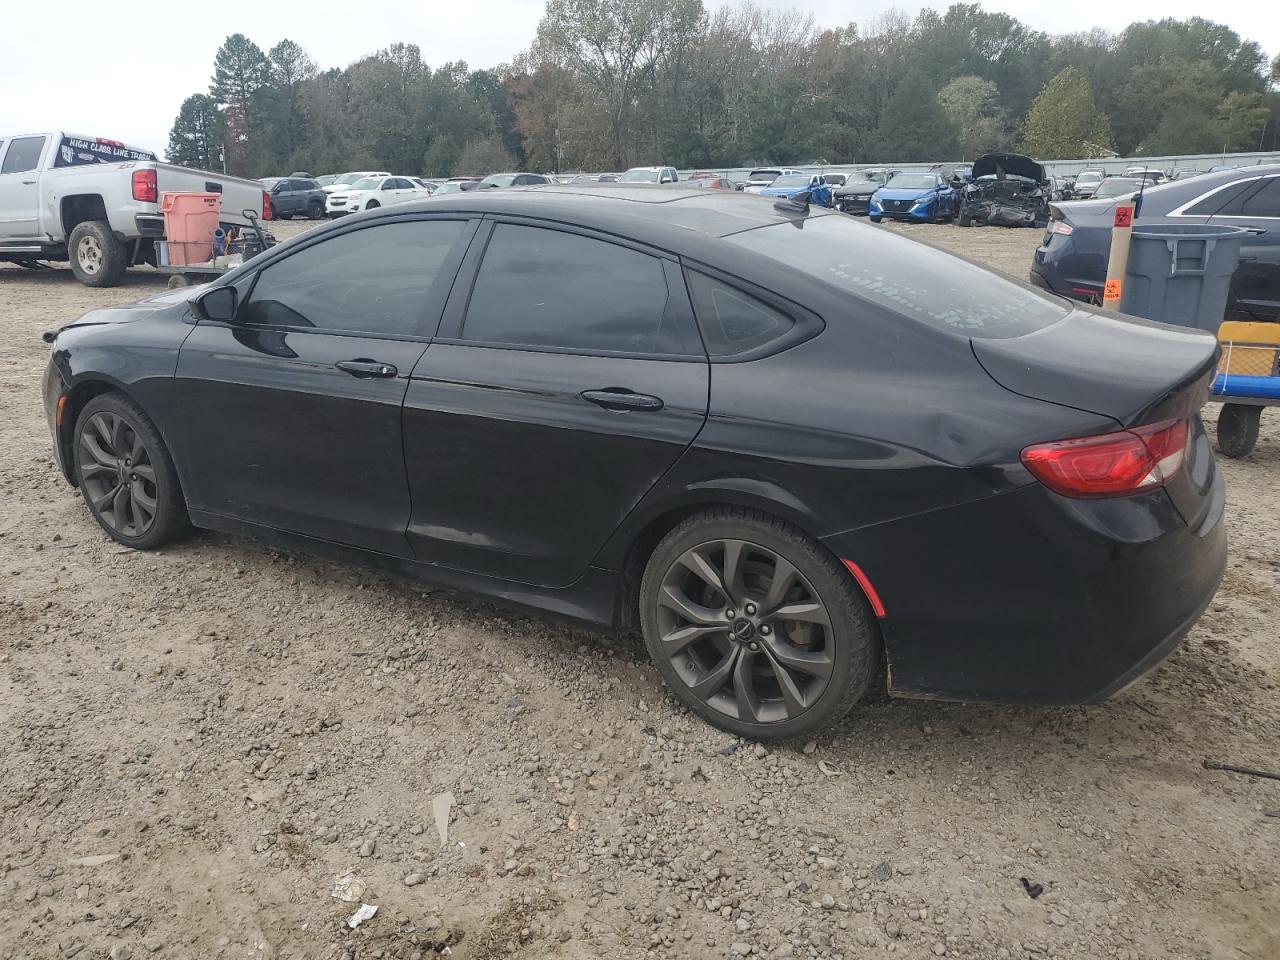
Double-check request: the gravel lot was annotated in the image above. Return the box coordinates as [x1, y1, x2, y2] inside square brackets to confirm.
[1, 217, 1277, 960]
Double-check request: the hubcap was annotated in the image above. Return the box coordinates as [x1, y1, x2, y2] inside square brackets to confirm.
[78, 412, 158, 537]
[656, 539, 835, 724]
[77, 235, 103, 275]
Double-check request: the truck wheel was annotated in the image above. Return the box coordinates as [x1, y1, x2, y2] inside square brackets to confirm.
[69, 220, 127, 287]
[1216, 404, 1261, 459]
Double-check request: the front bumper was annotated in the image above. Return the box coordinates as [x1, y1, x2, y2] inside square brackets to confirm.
[835, 195, 872, 215]
[823, 471, 1227, 705]
[871, 200, 932, 220]
[42, 357, 74, 484]
[962, 199, 1038, 226]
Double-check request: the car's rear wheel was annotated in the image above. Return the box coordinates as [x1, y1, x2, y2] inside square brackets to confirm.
[1216, 403, 1261, 459]
[68, 220, 127, 288]
[308, 200, 324, 219]
[640, 509, 878, 741]
[73, 393, 189, 549]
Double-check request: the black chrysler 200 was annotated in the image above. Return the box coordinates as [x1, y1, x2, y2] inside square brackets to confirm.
[43, 186, 1226, 740]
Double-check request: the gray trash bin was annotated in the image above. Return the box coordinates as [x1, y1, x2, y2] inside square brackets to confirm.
[1119, 224, 1248, 332]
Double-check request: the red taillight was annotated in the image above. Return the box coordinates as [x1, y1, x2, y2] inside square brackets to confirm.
[132, 169, 157, 203]
[1020, 418, 1189, 498]
[1049, 221, 1073, 235]
[262, 190, 272, 220]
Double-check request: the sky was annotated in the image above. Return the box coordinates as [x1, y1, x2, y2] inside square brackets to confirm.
[1, 1, 1275, 158]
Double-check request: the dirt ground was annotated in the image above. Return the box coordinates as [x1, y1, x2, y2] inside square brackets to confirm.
[1, 216, 1277, 960]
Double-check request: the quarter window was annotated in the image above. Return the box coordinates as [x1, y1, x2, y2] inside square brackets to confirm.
[240, 220, 466, 336]
[1, 136, 45, 174]
[461, 224, 700, 355]
[687, 272, 795, 356]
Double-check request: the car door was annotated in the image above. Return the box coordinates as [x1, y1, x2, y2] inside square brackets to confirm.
[172, 216, 477, 555]
[0, 135, 47, 239]
[402, 219, 710, 587]
[1209, 175, 1280, 321]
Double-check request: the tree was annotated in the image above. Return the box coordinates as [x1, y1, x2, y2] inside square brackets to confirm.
[208, 34, 273, 175]
[937, 76, 1002, 159]
[1021, 67, 1114, 159]
[1218, 90, 1270, 151]
[166, 94, 222, 169]
[872, 69, 957, 161]
[455, 137, 518, 175]
[266, 39, 317, 164]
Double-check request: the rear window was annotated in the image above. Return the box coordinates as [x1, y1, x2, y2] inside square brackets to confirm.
[726, 215, 1068, 339]
[54, 136, 155, 167]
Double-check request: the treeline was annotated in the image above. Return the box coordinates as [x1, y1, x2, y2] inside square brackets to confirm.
[166, 1, 1280, 179]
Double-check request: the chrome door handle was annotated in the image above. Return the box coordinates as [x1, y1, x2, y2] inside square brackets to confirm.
[335, 359, 397, 378]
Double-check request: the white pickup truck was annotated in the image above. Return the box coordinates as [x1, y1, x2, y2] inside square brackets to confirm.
[0, 132, 267, 287]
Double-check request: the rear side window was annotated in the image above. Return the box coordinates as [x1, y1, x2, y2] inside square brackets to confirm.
[462, 224, 700, 356]
[1241, 178, 1280, 217]
[1, 136, 45, 174]
[727, 214, 1067, 339]
[687, 273, 794, 356]
[240, 220, 465, 336]
[1185, 181, 1254, 216]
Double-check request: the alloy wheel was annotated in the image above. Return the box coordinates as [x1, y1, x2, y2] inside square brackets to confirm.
[77, 235, 103, 275]
[655, 538, 835, 724]
[78, 412, 158, 537]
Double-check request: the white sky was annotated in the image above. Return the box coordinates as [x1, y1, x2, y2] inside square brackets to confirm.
[2, 1, 1275, 157]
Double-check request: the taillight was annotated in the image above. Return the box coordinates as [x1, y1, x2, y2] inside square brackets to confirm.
[1020, 418, 1189, 498]
[262, 190, 272, 220]
[132, 169, 157, 203]
[1049, 221, 1073, 235]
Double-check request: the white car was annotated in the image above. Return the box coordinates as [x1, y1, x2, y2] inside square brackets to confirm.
[325, 176, 430, 217]
[322, 170, 391, 195]
[743, 167, 806, 194]
[617, 166, 680, 184]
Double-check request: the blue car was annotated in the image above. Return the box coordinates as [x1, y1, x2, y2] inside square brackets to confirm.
[760, 173, 824, 201]
[869, 173, 958, 223]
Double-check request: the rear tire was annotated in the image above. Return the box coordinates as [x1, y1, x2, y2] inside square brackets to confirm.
[308, 200, 324, 219]
[639, 508, 878, 742]
[1216, 403, 1261, 459]
[68, 220, 127, 288]
[73, 392, 190, 549]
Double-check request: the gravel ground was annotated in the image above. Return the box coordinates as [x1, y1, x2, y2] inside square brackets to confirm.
[1, 217, 1278, 960]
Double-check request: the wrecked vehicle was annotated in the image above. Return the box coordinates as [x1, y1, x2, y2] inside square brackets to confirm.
[832, 172, 882, 215]
[958, 153, 1050, 228]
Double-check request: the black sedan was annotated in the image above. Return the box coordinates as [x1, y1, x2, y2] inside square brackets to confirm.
[43, 186, 1226, 740]
[1033, 164, 1280, 320]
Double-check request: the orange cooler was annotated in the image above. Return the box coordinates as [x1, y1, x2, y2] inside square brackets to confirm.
[161, 192, 221, 265]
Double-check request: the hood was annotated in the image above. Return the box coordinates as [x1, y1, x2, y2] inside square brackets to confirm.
[54, 287, 201, 336]
[875, 187, 936, 201]
[972, 153, 1044, 183]
[835, 180, 878, 197]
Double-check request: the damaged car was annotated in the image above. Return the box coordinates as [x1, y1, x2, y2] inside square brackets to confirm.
[958, 153, 1050, 228]
[832, 172, 882, 215]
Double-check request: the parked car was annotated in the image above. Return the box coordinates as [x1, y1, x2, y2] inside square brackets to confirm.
[689, 177, 736, 190]
[411, 178, 441, 192]
[956, 153, 1049, 228]
[820, 173, 848, 186]
[0, 131, 267, 287]
[478, 172, 553, 188]
[1072, 170, 1106, 199]
[261, 177, 327, 220]
[1093, 176, 1143, 199]
[323, 171, 392, 195]
[1124, 167, 1167, 184]
[1032, 164, 1280, 322]
[325, 176, 430, 216]
[858, 167, 897, 186]
[869, 172, 958, 223]
[428, 182, 483, 196]
[43, 186, 1227, 741]
[743, 168, 804, 194]
[832, 173, 880, 215]
[316, 175, 338, 187]
[597, 173, 621, 182]
[1169, 169, 1206, 181]
[618, 166, 680, 184]
[759, 173, 822, 199]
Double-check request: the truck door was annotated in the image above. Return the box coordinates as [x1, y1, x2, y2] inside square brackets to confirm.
[0, 135, 47, 240]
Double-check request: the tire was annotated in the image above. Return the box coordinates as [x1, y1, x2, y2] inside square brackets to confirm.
[68, 220, 127, 288]
[958, 209, 972, 227]
[639, 508, 878, 742]
[1216, 403, 1261, 459]
[166, 274, 191, 290]
[869, 216, 882, 224]
[308, 200, 324, 219]
[72, 392, 190, 550]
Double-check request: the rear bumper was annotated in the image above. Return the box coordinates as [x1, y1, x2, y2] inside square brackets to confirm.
[823, 473, 1227, 705]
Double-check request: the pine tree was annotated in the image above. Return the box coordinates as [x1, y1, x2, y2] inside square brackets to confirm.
[873, 70, 958, 162]
[166, 94, 222, 170]
[209, 34, 273, 175]
[1021, 68, 1114, 159]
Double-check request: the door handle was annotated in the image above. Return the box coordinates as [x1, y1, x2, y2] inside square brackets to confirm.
[581, 388, 664, 412]
[336, 359, 398, 378]
[22, 179, 37, 185]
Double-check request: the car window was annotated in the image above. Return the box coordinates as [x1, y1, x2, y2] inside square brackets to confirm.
[687, 273, 795, 357]
[1, 136, 45, 174]
[727, 214, 1067, 339]
[1184, 181, 1254, 216]
[240, 220, 466, 337]
[300, 179, 318, 190]
[461, 224, 699, 356]
[1238, 178, 1280, 218]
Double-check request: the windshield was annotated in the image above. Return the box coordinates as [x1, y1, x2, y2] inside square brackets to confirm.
[748, 170, 782, 182]
[619, 168, 661, 182]
[1095, 178, 1141, 198]
[350, 177, 382, 191]
[482, 174, 518, 187]
[771, 174, 812, 187]
[885, 174, 937, 190]
[728, 215, 1067, 339]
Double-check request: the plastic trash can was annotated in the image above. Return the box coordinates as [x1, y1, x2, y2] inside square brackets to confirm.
[1119, 224, 1248, 332]
[161, 192, 222, 265]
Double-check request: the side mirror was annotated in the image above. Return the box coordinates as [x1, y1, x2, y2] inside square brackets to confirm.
[192, 285, 238, 322]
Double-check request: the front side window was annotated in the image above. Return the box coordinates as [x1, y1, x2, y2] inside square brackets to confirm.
[1, 136, 45, 174]
[239, 220, 466, 336]
[461, 224, 699, 356]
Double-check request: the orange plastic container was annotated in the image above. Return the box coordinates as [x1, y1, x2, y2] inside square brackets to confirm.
[161, 192, 221, 265]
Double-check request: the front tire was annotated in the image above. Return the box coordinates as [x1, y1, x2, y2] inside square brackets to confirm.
[639, 508, 878, 741]
[68, 220, 127, 288]
[308, 200, 324, 219]
[73, 393, 189, 549]
[958, 209, 973, 227]
[1216, 403, 1261, 459]
[869, 216, 882, 224]
[365, 200, 381, 210]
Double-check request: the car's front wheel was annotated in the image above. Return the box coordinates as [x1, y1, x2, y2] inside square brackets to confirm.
[73, 392, 190, 549]
[640, 509, 878, 741]
[308, 200, 324, 219]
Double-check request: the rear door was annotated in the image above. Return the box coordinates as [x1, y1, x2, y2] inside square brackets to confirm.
[402, 219, 709, 587]
[0, 135, 47, 239]
[1210, 174, 1280, 321]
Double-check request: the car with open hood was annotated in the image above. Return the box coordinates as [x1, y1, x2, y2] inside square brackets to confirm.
[869, 172, 957, 223]
[957, 153, 1049, 228]
[832, 172, 883, 215]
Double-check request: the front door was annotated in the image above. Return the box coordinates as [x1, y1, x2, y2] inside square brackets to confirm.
[403, 220, 709, 587]
[172, 216, 476, 555]
[1213, 175, 1280, 321]
[0, 135, 47, 240]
